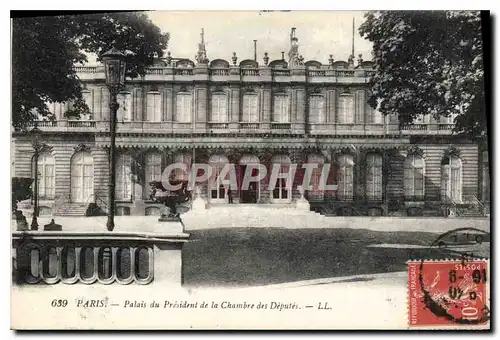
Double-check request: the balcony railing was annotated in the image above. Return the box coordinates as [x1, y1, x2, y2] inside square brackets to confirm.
[438, 124, 454, 130]
[271, 123, 291, 130]
[146, 68, 165, 75]
[401, 124, 428, 131]
[174, 68, 193, 76]
[307, 70, 326, 77]
[74, 66, 103, 73]
[210, 69, 229, 76]
[27, 121, 57, 128]
[68, 120, 96, 128]
[21, 120, 449, 136]
[273, 69, 291, 77]
[241, 69, 260, 76]
[208, 123, 229, 130]
[239, 123, 260, 131]
[336, 70, 355, 77]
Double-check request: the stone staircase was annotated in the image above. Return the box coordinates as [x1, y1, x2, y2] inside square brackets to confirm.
[54, 202, 89, 217]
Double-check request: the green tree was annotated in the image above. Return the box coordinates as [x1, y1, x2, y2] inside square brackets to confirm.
[359, 11, 486, 142]
[12, 12, 169, 130]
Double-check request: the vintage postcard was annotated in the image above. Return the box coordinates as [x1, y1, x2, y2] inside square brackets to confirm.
[10, 10, 490, 330]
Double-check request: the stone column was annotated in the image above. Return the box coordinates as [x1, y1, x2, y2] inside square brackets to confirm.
[164, 85, 174, 131]
[321, 148, 335, 202]
[356, 148, 365, 202]
[294, 87, 306, 134]
[355, 89, 365, 124]
[140, 79, 147, 121]
[261, 86, 272, 131]
[229, 85, 240, 132]
[327, 89, 336, 123]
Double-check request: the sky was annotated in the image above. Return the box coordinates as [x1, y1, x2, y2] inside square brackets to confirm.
[145, 11, 373, 65]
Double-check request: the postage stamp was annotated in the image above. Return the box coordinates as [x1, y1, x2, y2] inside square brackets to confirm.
[9, 10, 490, 331]
[408, 259, 490, 329]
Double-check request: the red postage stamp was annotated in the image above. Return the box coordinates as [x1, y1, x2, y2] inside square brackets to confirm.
[408, 260, 490, 328]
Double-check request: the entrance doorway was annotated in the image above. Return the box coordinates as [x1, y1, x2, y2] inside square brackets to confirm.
[239, 165, 259, 203]
[70, 151, 94, 203]
[238, 155, 260, 204]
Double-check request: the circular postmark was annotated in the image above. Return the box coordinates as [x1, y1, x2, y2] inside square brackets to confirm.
[416, 227, 490, 325]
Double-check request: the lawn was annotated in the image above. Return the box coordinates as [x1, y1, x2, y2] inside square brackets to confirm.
[182, 228, 458, 287]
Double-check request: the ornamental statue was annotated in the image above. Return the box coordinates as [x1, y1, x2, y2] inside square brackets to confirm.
[149, 179, 192, 221]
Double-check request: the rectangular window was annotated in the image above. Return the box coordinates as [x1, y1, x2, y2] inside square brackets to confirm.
[404, 155, 425, 199]
[211, 94, 228, 122]
[366, 155, 383, 200]
[146, 92, 162, 122]
[337, 95, 354, 124]
[309, 95, 325, 123]
[273, 95, 290, 123]
[39, 164, 55, 199]
[117, 92, 132, 121]
[242, 94, 259, 122]
[82, 90, 94, 119]
[175, 94, 192, 122]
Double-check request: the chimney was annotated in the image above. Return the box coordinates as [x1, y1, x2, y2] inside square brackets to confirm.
[253, 40, 257, 61]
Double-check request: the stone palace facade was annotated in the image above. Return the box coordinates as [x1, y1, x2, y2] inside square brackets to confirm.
[12, 29, 490, 217]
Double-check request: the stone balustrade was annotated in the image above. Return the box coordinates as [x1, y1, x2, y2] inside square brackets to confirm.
[24, 120, 455, 136]
[12, 217, 190, 286]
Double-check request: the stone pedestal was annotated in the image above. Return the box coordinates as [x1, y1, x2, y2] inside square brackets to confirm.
[191, 187, 207, 211]
[448, 206, 457, 218]
[296, 193, 310, 212]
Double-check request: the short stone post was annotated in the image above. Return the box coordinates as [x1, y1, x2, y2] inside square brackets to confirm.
[296, 189, 310, 212]
[191, 186, 207, 211]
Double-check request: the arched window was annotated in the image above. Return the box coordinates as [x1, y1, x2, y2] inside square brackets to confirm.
[337, 94, 354, 124]
[404, 154, 425, 200]
[366, 154, 383, 201]
[441, 156, 462, 202]
[146, 92, 162, 122]
[307, 154, 325, 201]
[210, 94, 228, 122]
[117, 91, 132, 122]
[70, 151, 94, 203]
[273, 95, 290, 123]
[175, 93, 192, 122]
[309, 95, 326, 123]
[271, 155, 291, 200]
[116, 153, 133, 201]
[337, 154, 354, 200]
[32, 152, 55, 200]
[209, 155, 229, 201]
[144, 152, 162, 199]
[242, 94, 259, 122]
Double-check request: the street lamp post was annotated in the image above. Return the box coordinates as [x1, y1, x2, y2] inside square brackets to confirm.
[30, 123, 52, 230]
[101, 47, 127, 232]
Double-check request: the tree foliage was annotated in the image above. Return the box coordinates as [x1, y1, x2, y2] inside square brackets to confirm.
[359, 11, 486, 142]
[12, 12, 169, 130]
[12, 177, 33, 212]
